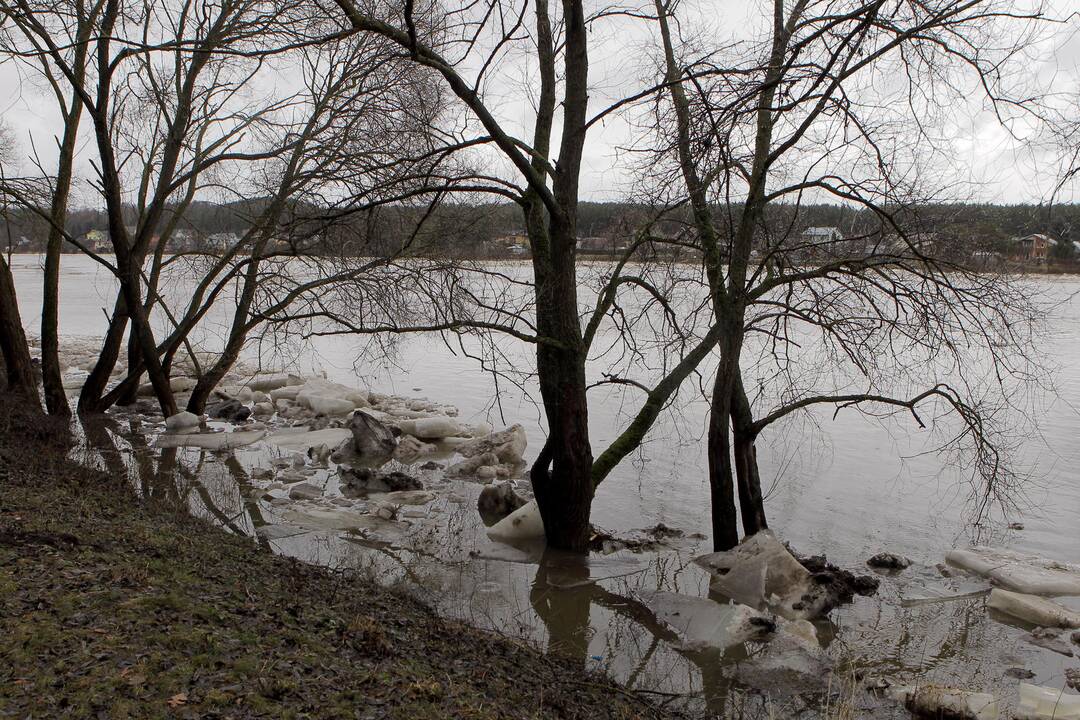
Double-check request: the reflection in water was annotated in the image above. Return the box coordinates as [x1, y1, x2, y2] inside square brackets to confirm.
[530, 550, 593, 667]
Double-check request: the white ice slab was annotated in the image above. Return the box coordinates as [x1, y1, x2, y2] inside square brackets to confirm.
[946, 547, 1080, 596]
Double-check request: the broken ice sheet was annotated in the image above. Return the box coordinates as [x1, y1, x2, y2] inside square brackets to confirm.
[636, 589, 773, 652]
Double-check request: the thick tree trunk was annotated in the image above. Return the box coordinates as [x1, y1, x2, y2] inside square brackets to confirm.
[0, 255, 37, 402]
[530, 351, 594, 551]
[732, 376, 767, 535]
[707, 358, 740, 551]
[116, 332, 142, 406]
[529, 218, 594, 552]
[187, 337, 239, 413]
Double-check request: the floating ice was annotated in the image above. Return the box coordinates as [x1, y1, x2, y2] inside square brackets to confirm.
[486, 499, 545, 541]
[156, 429, 266, 450]
[266, 427, 351, 452]
[397, 416, 463, 440]
[637, 590, 772, 652]
[1016, 683, 1080, 720]
[164, 411, 201, 432]
[887, 684, 999, 720]
[987, 589, 1080, 629]
[946, 547, 1080, 596]
[695, 531, 819, 619]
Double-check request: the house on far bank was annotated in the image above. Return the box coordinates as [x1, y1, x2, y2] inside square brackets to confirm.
[801, 226, 843, 245]
[492, 233, 529, 257]
[80, 229, 111, 254]
[1010, 233, 1056, 263]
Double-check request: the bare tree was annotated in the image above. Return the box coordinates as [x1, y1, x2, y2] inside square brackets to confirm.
[651, 0, 1050, 548]
[326, 0, 744, 551]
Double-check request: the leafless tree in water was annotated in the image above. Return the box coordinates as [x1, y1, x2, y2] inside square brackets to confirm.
[645, 0, 1054, 548]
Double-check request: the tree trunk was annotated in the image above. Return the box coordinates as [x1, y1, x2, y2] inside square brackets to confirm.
[41, 236, 70, 415]
[732, 375, 767, 535]
[40, 105, 83, 417]
[0, 254, 37, 402]
[115, 265, 176, 417]
[186, 333, 239, 413]
[707, 357, 740, 551]
[528, 216, 594, 552]
[116, 331, 142, 406]
[78, 295, 129, 413]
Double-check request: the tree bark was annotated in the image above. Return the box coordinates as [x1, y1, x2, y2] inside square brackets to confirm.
[529, 229, 594, 551]
[732, 375, 767, 535]
[78, 295, 129, 413]
[707, 348, 740, 551]
[40, 94, 87, 417]
[0, 254, 37, 402]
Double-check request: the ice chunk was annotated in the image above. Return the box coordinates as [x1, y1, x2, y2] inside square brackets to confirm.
[247, 374, 293, 392]
[270, 386, 301, 402]
[887, 685, 999, 720]
[171, 376, 197, 392]
[987, 589, 1080, 629]
[155, 429, 266, 450]
[304, 395, 355, 416]
[456, 425, 528, 464]
[164, 411, 201, 432]
[946, 547, 1080, 596]
[695, 531, 817, 619]
[397, 416, 463, 439]
[266, 428, 351, 452]
[487, 499, 545, 541]
[1016, 683, 1080, 720]
[288, 482, 323, 501]
[637, 590, 772, 652]
[294, 379, 367, 412]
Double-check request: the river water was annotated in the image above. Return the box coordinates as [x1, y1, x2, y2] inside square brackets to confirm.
[9, 253, 1080, 717]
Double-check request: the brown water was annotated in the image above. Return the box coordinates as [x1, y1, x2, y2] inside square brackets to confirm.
[11, 253, 1080, 717]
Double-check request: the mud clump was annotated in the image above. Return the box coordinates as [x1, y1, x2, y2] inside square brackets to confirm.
[340, 467, 423, 494]
[795, 551, 880, 606]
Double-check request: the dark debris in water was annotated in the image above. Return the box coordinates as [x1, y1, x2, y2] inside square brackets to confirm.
[792, 548, 881, 601]
[588, 523, 707, 554]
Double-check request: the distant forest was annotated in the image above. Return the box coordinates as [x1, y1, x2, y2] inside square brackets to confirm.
[4, 199, 1080, 258]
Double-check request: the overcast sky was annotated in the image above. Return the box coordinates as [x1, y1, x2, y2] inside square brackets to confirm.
[2, 0, 1078, 207]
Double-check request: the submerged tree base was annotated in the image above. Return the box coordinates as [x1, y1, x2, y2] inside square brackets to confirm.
[0, 396, 672, 720]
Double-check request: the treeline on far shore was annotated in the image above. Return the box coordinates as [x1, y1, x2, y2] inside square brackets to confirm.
[3, 199, 1080, 263]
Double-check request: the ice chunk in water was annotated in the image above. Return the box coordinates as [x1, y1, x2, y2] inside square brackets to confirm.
[987, 589, 1080, 629]
[486, 499, 545, 542]
[155, 429, 265, 450]
[637, 590, 772, 651]
[887, 685, 999, 720]
[695, 531, 816, 619]
[946, 547, 1080, 596]
[266, 428, 351, 452]
[1016, 683, 1080, 720]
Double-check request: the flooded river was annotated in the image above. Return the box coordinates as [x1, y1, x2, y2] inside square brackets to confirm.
[10, 253, 1080, 717]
